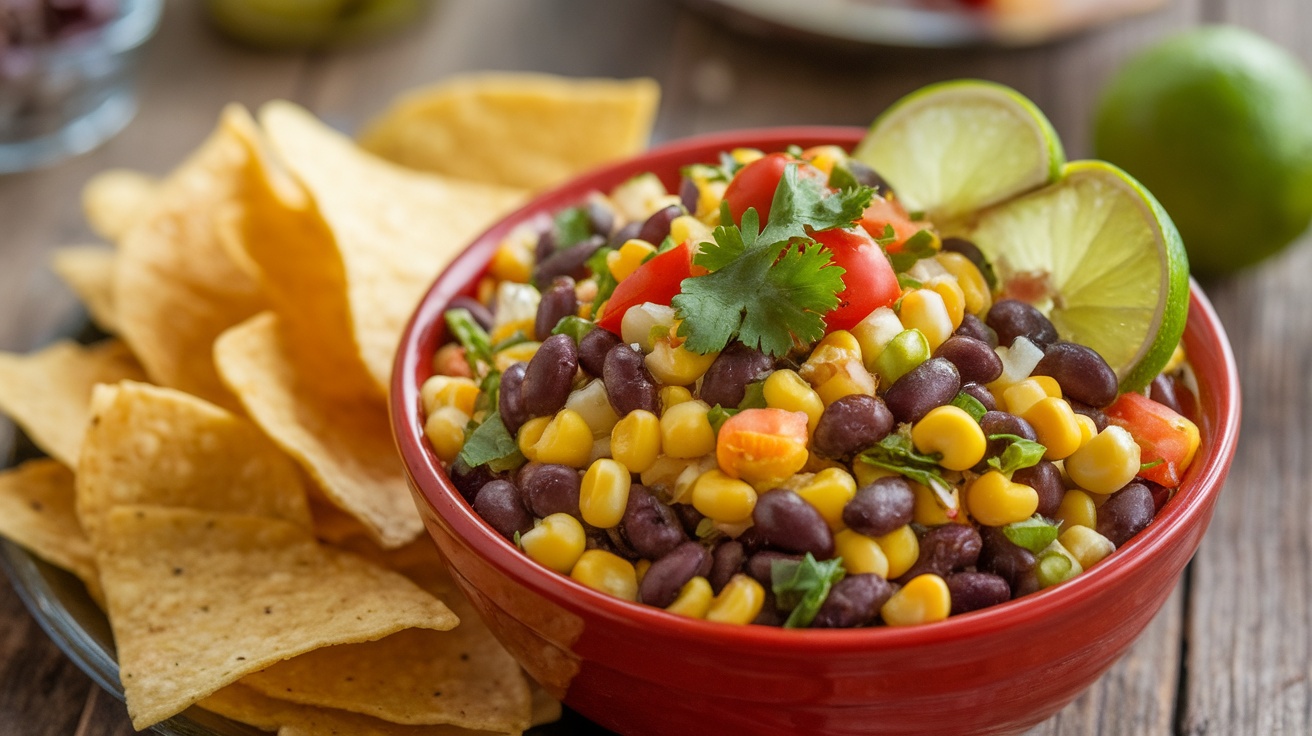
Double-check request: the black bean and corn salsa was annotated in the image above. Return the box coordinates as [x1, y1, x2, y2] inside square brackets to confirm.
[419, 145, 1202, 629]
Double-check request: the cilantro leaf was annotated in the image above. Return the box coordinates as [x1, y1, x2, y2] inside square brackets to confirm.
[552, 315, 595, 344]
[772, 553, 846, 629]
[950, 391, 988, 422]
[856, 430, 957, 511]
[737, 380, 767, 409]
[552, 206, 592, 249]
[445, 308, 494, 375]
[757, 164, 872, 244]
[1002, 515, 1061, 554]
[886, 229, 938, 272]
[585, 246, 619, 310]
[706, 404, 738, 434]
[457, 412, 525, 473]
[986, 433, 1047, 475]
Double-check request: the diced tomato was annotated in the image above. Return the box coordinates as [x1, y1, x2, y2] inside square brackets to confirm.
[723, 152, 824, 228]
[595, 242, 693, 333]
[1104, 392, 1201, 488]
[859, 195, 921, 251]
[810, 226, 901, 333]
[716, 408, 811, 485]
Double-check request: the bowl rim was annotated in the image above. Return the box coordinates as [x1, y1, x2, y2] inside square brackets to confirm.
[392, 126, 1241, 652]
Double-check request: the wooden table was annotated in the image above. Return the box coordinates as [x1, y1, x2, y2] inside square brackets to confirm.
[1, 1, 1307, 733]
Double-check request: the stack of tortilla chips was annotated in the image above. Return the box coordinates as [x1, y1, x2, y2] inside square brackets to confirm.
[0, 73, 659, 734]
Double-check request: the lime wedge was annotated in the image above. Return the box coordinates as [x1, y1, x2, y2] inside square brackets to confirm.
[964, 160, 1190, 392]
[853, 80, 1065, 222]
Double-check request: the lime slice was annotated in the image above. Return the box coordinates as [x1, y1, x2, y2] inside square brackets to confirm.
[965, 160, 1190, 392]
[852, 80, 1064, 222]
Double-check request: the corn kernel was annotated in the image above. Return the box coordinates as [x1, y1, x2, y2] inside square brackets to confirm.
[796, 467, 857, 530]
[1059, 526, 1116, 570]
[665, 576, 714, 618]
[926, 276, 966, 330]
[803, 145, 848, 174]
[516, 416, 552, 460]
[934, 251, 992, 317]
[570, 549, 638, 600]
[1002, 377, 1062, 417]
[660, 400, 716, 459]
[967, 470, 1040, 527]
[494, 341, 541, 373]
[1065, 425, 1141, 495]
[611, 409, 661, 474]
[1074, 413, 1098, 446]
[529, 409, 594, 468]
[608, 239, 658, 282]
[874, 524, 920, 579]
[420, 375, 480, 417]
[912, 481, 955, 527]
[911, 405, 987, 471]
[490, 240, 533, 283]
[579, 458, 632, 528]
[691, 469, 757, 523]
[424, 406, 469, 464]
[669, 215, 712, 248]
[635, 558, 652, 584]
[763, 369, 825, 433]
[705, 574, 765, 625]
[880, 574, 951, 626]
[731, 148, 764, 165]
[490, 317, 536, 344]
[814, 370, 878, 407]
[835, 529, 890, 577]
[799, 331, 876, 406]
[520, 513, 586, 574]
[899, 289, 954, 351]
[1023, 397, 1083, 460]
[659, 385, 694, 412]
[853, 462, 898, 487]
[987, 337, 1046, 395]
[1056, 489, 1098, 530]
[646, 341, 718, 386]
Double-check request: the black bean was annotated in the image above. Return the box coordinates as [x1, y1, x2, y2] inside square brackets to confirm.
[940, 237, 987, 269]
[698, 342, 774, 409]
[1145, 480, 1172, 512]
[978, 527, 1040, 598]
[708, 540, 745, 593]
[812, 394, 894, 458]
[811, 574, 892, 628]
[1012, 460, 1065, 518]
[621, 485, 687, 559]
[752, 489, 835, 558]
[986, 300, 1058, 348]
[446, 457, 494, 505]
[534, 235, 604, 289]
[845, 158, 891, 197]
[638, 542, 712, 608]
[960, 382, 998, 412]
[955, 313, 998, 348]
[947, 572, 1012, 615]
[753, 590, 787, 626]
[521, 334, 578, 418]
[638, 204, 684, 246]
[1069, 400, 1111, 432]
[1096, 482, 1156, 546]
[498, 362, 530, 435]
[604, 525, 641, 560]
[842, 477, 914, 538]
[448, 295, 495, 331]
[586, 197, 615, 239]
[603, 343, 660, 415]
[897, 524, 982, 582]
[1150, 373, 1184, 416]
[884, 357, 961, 424]
[473, 480, 532, 539]
[744, 551, 802, 588]
[534, 227, 558, 265]
[608, 220, 642, 249]
[735, 524, 766, 555]
[678, 177, 700, 214]
[979, 411, 1038, 460]
[535, 276, 578, 342]
[578, 327, 622, 378]
[517, 463, 581, 519]
[1032, 342, 1119, 408]
[673, 502, 705, 537]
[934, 335, 1003, 384]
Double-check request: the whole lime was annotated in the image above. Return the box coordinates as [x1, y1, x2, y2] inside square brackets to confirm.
[1094, 25, 1312, 276]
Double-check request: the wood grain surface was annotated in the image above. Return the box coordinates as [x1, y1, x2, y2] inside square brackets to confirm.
[1, 0, 1306, 733]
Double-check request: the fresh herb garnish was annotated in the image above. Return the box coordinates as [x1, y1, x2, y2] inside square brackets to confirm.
[896, 273, 924, 290]
[1140, 458, 1165, 471]
[986, 433, 1047, 475]
[457, 412, 525, 472]
[551, 315, 595, 344]
[445, 308, 494, 376]
[886, 229, 938, 272]
[737, 380, 767, 410]
[950, 391, 988, 422]
[552, 206, 592, 249]
[706, 404, 739, 434]
[1002, 515, 1061, 554]
[772, 553, 846, 628]
[585, 246, 619, 311]
[856, 429, 956, 510]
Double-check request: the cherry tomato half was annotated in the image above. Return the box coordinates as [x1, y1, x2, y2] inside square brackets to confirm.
[859, 195, 921, 252]
[723, 152, 825, 228]
[595, 241, 693, 333]
[1104, 392, 1201, 488]
[811, 226, 901, 333]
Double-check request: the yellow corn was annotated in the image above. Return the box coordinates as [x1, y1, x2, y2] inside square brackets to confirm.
[579, 458, 632, 529]
[528, 409, 594, 468]
[1023, 397, 1083, 460]
[476, 276, 497, 305]
[731, 148, 764, 165]
[665, 576, 714, 618]
[853, 462, 898, 488]
[899, 288, 954, 351]
[669, 214, 712, 247]
[691, 469, 757, 523]
[874, 524, 920, 579]
[494, 341, 541, 373]
[799, 331, 876, 406]
[607, 238, 658, 282]
[610, 409, 661, 474]
[880, 574, 951, 626]
[912, 481, 955, 527]
[966, 470, 1040, 527]
[1074, 413, 1098, 446]
[705, 574, 765, 625]
[935, 251, 992, 317]
[762, 369, 826, 433]
[835, 529, 890, 577]
[1056, 489, 1098, 530]
[926, 276, 967, 331]
[520, 513, 587, 574]
[1059, 526, 1116, 570]
[635, 558, 652, 585]
[911, 405, 987, 471]
[570, 549, 638, 601]
[796, 467, 857, 530]
[423, 406, 469, 464]
[1163, 342, 1186, 373]
[660, 385, 694, 411]
[420, 375, 480, 416]
[660, 400, 716, 459]
[1065, 425, 1141, 495]
[646, 341, 718, 386]
[490, 239, 533, 283]
[490, 318, 535, 344]
[516, 416, 551, 460]
[804, 145, 848, 174]
[1002, 376, 1062, 417]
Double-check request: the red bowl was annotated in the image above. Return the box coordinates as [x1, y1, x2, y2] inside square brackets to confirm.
[391, 128, 1241, 736]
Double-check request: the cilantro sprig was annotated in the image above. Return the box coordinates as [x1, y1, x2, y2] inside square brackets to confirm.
[856, 429, 957, 512]
[772, 553, 846, 629]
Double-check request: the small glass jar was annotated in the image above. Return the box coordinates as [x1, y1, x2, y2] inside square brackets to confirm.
[0, 0, 163, 174]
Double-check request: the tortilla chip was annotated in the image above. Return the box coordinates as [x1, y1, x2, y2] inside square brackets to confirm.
[76, 381, 312, 544]
[0, 339, 146, 466]
[51, 246, 119, 333]
[95, 505, 458, 730]
[258, 100, 526, 393]
[201, 683, 505, 736]
[214, 312, 422, 548]
[359, 73, 659, 191]
[114, 105, 268, 410]
[81, 168, 160, 242]
[0, 459, 99, 596]
[241, 540, 532, 732]
[529, 685, 562, 728]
